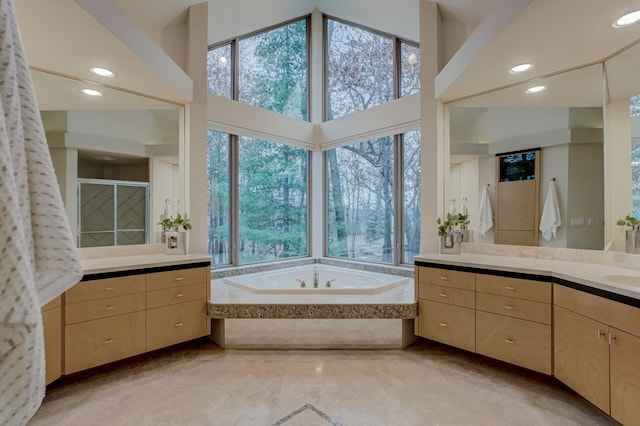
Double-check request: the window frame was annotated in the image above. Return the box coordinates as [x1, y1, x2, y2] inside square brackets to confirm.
[207, 15, 312, 121]
[323, 131, 420, 266]
[323, 15, 420, 121]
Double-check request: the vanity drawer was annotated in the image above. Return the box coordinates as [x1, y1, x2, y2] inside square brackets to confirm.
[476, 292, 551, 324]
[476, 274, 551, 303]
[146, 283, 206, 309]
[420, 283, 475, 309]
[65, 293, 146, 324]
[419, 267, 475, 291]
[66, 275, 146, 303]
[64, 311, 146, 374]
[418, 300, 475, 352]
[146, 267, 207, 291]
[476, 311, 552, 374]
[146, 300, 207, 351]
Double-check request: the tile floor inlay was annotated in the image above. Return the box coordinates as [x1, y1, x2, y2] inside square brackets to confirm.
[272, 404, 342, 426]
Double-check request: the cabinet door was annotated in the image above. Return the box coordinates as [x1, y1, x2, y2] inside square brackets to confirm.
[42, 305, 62, 384]
[610, 328, 640, 426]
[554, 305, 610, 414]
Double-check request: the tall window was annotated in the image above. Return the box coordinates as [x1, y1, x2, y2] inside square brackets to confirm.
[207, 130, 309, 265]
[207, 18, 309, 121]
[326, 131, 420, 265]
[239, 137, 308, 262]
[402, 130, 422, 263]
[632, 95, 640, 217]
[325, 17, 420, 120]
[207, 130, 230, 265]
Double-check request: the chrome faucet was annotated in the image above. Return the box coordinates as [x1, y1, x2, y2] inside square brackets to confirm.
[313, 265, 319, 288]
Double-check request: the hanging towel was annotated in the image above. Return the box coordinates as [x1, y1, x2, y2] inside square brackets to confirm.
[0, 1, 83, 424]
[477, 186, 493, 238]
[539, 180, 561, 242]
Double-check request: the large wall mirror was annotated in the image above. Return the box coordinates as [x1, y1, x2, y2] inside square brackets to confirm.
[32, 69, 184, 247]
[446, 63, 605, 250]
[447, 36, 640, 252]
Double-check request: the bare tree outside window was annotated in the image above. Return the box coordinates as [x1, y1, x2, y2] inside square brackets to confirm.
[403, 130, 421, 263]
[326, 19, 393, 120]
[207, 43, 232, 98]
[400, 42, 421, 97]
[207, 130, 230, 265]
[327, 137, 395, 263]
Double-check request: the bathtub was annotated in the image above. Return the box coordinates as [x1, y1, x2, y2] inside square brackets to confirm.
[223, 264, 409, 294]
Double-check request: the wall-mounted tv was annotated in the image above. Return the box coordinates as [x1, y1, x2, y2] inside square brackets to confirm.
[498, 151, 537, 182]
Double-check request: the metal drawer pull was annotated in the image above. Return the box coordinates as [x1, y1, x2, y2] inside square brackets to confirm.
[175, 293, 184, 298]
[439, 276, 449, 281]
[504, 305, 514, 310]
[439, 293, 448, 298]
[504, 286, 514, 291]
[504, 339, 515, 345]
[103, 287, 115, 292]
[175, 277, 184, 281]
[175, 322, 184, 327]
[597, 329, 606, 340]
[609, 334, 616, 345]
[104, 306, 115, 310]
[104, 339, 114, 344]
[439, 323, 449, 327]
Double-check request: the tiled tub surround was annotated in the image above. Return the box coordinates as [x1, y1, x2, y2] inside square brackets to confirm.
[414, 244, 640, 426]
[209, 262, 417, 349]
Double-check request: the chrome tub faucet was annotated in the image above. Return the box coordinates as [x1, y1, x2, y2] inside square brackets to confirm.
[313, 265, 319, 288]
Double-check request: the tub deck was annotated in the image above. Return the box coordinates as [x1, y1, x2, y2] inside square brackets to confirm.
[208, 272, 417, 349]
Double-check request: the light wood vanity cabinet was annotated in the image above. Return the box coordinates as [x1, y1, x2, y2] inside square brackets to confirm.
[42, 296, 62, 384]
[554, 285, 640, 426]
[475, 274, 552, 375]
[61, 264, 210, 376]
[146, 268, 208, 351]
[416, 267, 552, 374]
[416, 267, 476, 352]
[64, 275, 147, 374]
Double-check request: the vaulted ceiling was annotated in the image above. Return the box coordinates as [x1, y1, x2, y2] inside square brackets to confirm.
[13, 0, 640, 108]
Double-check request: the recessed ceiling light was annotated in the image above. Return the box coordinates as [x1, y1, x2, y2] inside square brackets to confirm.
[81, 88, 102, 97]
[526, 85, 546, 94]
[90, 67, 114, 77]
[614, 10, 640, 28]
[510, 63, 533, 74]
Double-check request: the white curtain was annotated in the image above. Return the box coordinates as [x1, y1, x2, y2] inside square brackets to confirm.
[0, 0, 83, 424]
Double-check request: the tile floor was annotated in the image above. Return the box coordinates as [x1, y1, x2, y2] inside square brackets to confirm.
[29, 338, 615, 426]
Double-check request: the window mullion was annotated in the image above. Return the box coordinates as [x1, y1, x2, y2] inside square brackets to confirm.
[230, 134, 240, 266]
[394, 134, 403, 265]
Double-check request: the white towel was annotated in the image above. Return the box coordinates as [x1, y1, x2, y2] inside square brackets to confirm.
[477, 186, 493, 238]
[0, 1, 83, 424]
[539, 181, 561, 241]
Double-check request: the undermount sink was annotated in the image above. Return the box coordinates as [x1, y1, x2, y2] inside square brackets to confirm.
[600, 274, 640, 287]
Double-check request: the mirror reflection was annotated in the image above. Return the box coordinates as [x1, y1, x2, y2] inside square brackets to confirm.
[32, 69, 182, 247]
[447, 63, 605, 249]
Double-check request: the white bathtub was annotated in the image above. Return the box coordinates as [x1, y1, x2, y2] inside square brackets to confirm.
[223, 264, 409, 294]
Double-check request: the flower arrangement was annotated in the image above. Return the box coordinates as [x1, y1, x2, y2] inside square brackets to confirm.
[158, 211, 192, 232]
[616, 214, 640, 230]
[437, 213, 470, 237]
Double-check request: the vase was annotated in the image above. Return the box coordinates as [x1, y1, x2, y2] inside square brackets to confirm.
[165, 230, 187, 255]
[440, 231, 462, 254]
[625, 230, 640, 254]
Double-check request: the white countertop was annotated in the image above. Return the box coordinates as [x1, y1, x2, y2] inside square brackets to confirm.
[415, 253, 640, 301]
[81, 253, 211, 275]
